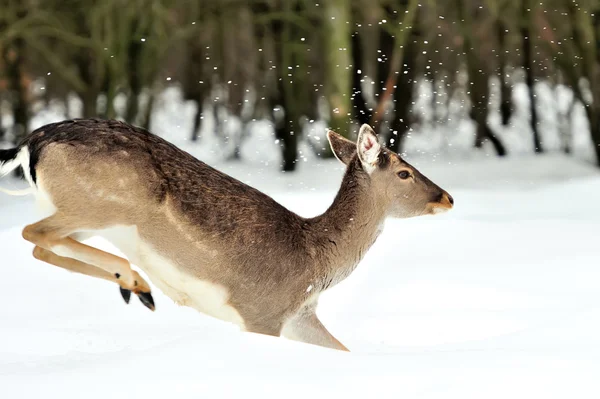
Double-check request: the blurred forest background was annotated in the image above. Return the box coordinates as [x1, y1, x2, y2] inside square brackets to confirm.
[0, 0, 599, 171]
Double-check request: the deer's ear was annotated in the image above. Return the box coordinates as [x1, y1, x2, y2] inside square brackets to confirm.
[356, 124, 381, 174]
[327, 130, 356, 165]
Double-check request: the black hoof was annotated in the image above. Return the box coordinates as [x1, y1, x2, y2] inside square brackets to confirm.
[120, 287, 131, 304]
[137, 292, 155, 311]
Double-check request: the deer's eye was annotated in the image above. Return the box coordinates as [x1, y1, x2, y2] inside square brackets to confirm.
[398, 170, 411, 180]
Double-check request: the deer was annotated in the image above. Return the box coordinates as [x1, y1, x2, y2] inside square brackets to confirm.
[0, 119, 453, 351]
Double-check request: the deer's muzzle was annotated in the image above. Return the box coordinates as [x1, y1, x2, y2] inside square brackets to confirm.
[427, 192, 454, 214]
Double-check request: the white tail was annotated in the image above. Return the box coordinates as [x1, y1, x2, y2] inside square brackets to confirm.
[0, 147, 35, 195]
[4, 119, 453, 352]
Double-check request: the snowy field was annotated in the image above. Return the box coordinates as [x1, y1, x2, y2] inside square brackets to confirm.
[1, 143, 600, 398]
[1, 86, 600, 397]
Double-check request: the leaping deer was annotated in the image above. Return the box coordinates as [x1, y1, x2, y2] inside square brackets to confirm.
[0, 120, 453, 351]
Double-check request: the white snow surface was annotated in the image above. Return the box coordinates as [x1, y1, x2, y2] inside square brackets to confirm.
[1, 144, 600, 397]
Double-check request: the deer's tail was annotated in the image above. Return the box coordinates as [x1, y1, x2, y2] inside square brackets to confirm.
[0, 147, 35, 196]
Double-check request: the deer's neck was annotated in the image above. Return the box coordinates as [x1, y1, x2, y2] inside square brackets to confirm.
[307, 159, 386, 288]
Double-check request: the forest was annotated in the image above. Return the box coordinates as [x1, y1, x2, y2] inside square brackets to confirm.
[2, 2, 600, 394]
[0, 0, 599, 171]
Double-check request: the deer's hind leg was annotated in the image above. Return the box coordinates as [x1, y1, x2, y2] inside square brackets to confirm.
[32, 246, 152, 308]
[23, 215, 155, 310]
[282, 302, 349, 352]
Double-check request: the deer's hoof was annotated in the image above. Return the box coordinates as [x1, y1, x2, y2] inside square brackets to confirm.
[120, 287, 132, 304]
[137, 291, 155, 311]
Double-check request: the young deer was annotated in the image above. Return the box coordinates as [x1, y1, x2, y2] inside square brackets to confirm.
[0, 119, 453, 351]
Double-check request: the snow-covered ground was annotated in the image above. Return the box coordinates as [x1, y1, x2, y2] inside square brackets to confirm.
[0, 141, 599, 398]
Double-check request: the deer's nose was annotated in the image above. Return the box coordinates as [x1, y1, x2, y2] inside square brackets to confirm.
[436, 192, 454, 208]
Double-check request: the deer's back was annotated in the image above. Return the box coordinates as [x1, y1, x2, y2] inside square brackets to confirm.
[24, 119, 303, 241]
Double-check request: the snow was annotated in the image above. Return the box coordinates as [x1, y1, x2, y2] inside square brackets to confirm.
[0, 145, 599, 398]
[2, 84, 600, 397]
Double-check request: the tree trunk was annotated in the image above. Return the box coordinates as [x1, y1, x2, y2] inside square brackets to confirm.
[73, 42, 97, 118]
[375, 21, 395, 104]
[191, 98, 204, 142]
[274, 63, 298, 172]
[497, 19, 513, 126]
[323, 0, 352, 137]
[141, 92, 154, 131]
[351, 33, 371, 125]
[386, 34, 417, 153]
[468, 70, 507, 156]
[521, 0, 543, 153]
[458, 0, 507, 156]
[268, 0, 300, 170]
[125, 23, 144, 124]
[585, 106, 600, 165]
[274, 114, 298, 172]
[566, 1, 600, 165]
[3, 35, 29, 145]
[183, 38, 207, 141]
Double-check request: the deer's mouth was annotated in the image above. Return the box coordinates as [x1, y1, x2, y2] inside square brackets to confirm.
[429, 205, 450, 215]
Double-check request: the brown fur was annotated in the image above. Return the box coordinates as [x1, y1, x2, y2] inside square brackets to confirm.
[16, 119, 452, 351]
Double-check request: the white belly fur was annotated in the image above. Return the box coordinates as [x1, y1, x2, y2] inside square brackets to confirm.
[76, 225, 246, 330]
[97, 226, 245, 328]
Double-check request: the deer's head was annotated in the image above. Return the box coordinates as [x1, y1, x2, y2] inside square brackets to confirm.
[327, 124, 453, 218]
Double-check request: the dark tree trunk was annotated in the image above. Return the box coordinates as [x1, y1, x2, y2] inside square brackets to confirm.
[521, 0, 543, 153]
[191, 98, 203, 142]
[386, 35, 417, 153]
[472, 109, 507, 156]
[141, 93, 154, 131]
[125, 20, 146, 124]
[457, 0, 507, 156]
[126, 61, 142, 123]
[275, 118, 298, 172]
[3, 34, 29, 145]
[74, 48, 97, 118]
[370, 23, 395, 129]
[593, 118, 600, 165]
[275, 76, 298, 172]
[376, 23, 395, 98]
[585, 106, 600, 165]
[469, 72, 507, 156]
[497, 19, 513, 126]
[269, 1, 299, 171]
[351, 33, 371, 125]
[183, 40, 207, 141]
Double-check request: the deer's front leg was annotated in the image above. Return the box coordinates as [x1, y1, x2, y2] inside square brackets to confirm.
[282, 303, 349, 351]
